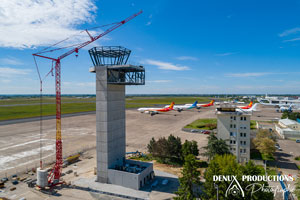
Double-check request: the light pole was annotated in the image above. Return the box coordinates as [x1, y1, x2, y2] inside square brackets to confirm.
[214, 183, 219, 200]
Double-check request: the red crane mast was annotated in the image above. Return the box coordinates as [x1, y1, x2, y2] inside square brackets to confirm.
[33, 10, 142, 186]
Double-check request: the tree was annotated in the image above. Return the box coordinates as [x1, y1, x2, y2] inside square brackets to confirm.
[295, 176, 300, 199]
[253, 130, 276, 157]
[281, 111, 300, 120]
[182, 140, 199, 158]
[147, 137, 156, 154]
[175, 154, 201, 200]
[146, 135, 183, 164]
[203, 154, 274, 200]
[202, 133, 231, 161]
[167, 134, 182, 160]
[255, 138, 276, 156]
[255, 129, 276, 142]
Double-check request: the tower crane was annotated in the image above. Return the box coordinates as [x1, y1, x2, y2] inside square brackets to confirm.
[33, 10, 142, 186]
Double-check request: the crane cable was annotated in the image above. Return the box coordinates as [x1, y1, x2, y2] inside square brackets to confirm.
[33, 56, 55, 170]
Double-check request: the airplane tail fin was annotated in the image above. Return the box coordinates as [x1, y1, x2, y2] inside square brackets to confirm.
[248, 101, 253, 107]
[169, 102, 175, 109]
[210, 100, 215, 105]
[250, 103, 258, 111]
[192, 101, 198, 107]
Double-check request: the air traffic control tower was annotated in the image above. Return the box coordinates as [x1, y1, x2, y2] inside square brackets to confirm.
[89, 46, 153, 190]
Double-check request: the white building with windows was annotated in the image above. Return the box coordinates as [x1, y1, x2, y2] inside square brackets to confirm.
[216, 106, 251, 163]
[275, 118, 300, 139]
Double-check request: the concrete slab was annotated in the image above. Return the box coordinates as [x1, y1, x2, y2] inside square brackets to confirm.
[73, 177, 150, 200]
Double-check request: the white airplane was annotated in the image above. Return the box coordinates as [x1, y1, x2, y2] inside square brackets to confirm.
[165, 101, 199, 112]
[137, 102, 175, 115]
[236, 103, 258, 113]
[277, 105, 293, 113]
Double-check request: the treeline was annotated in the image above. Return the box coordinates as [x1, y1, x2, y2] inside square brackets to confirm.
[282, 111, 300, 120]
[147, 134, 198, 164]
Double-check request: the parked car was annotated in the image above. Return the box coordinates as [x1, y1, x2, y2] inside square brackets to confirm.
[296, 140, 300, 143]
[1, 177, 8, 183]
[203, 131, 210, 134]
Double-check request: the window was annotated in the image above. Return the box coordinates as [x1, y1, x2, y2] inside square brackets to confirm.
[240, 117, 243, 121]
[233, 140, 236, 144]
[234, 116, 236, 120]
[240, 133, 243, 137]
[244, 141, 246, 145]
[230, 140, 232, 144]
[230, 116, 233, 119]
[244, 149, 246, 153]
[240, 141, 243, 145]
[230, 132, 233, 136]
[230, 124, 232, 128]
[234, 124, 236, 128]
[244, 117, 246, 121]
[240, 149, 243, 153]
[244, 133, 246, 137]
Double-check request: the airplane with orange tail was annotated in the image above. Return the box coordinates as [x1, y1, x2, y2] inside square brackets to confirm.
[238, 101, 253, 109]
[185, 100, 215, 108]
[137, 102, 175, 115]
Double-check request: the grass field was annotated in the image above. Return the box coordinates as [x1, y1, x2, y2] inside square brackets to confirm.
[0, 96, 216, 121]
[185, 118, 257, 130]
[184, 118, 217, 130]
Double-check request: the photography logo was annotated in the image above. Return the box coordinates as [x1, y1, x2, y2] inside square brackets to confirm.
[225, 176, 245, 197]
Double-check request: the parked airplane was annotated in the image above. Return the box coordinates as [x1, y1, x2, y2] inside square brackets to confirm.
[137, 102, 175, 115]
[186, 100, 215, 108]
[277, 105, 293, 113]
[166, 101, 199, 112]
[238, 101, 253, 109]
[237, 103, 258, 113]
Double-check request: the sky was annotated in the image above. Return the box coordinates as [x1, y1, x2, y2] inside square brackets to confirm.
[1, 0, 300, 95]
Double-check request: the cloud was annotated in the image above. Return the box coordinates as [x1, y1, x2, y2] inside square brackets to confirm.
[283, 37, 300, 42]
[145, 59, 190, 71]
[147, 80, 172, 83]
[0, 0, 97, 48]
[0, 57, 23, 65]
[0, 67, 31, 77]
[0, 79, 12, 83]
[146, 21, 152, 26]
[176, 56, 198, 61]
[215, 52, 237, 56]
[279, 27, 300, 37]
[225, 72, 271, 77]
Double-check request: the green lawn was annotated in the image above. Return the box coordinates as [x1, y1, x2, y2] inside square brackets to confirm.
[0, 96, 218, 121]
[0, 102, 96, 121]
[0, 97, 96, 105]
[250, 150, 275, 161]
[295, 156, 300, 161]
[184, 118, 217, 130]
[262, 153, 275, 161]
[266, 167, 277, 175]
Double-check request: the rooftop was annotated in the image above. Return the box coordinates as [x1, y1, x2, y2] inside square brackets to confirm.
[279, 118, 299, 126]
